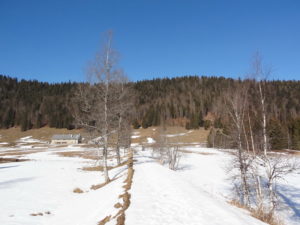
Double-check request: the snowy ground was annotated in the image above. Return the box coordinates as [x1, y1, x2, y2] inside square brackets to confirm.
[0, 140, 300, 225]
[126, 147, 266, 225]
[126, 146, 300, 225]
[0, 146, 129, 225]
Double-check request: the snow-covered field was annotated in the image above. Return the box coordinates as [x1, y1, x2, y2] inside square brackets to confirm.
[0, 147, 129, 225]
[0, 141, 300, 225]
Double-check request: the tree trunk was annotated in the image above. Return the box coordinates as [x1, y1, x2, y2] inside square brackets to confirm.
[259, 82, 268, 156]
[248, 112, 256, 155]
[115, 115, 122, 165]
[242, 120, 250, 153]
[237, 125, 249, 205]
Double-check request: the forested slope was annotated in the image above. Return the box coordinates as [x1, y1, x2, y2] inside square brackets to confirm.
[1, 74, 300, 149]
[0, 75, 75, 131]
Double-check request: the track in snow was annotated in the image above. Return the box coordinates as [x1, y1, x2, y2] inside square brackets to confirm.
[126, 152, 266, 225]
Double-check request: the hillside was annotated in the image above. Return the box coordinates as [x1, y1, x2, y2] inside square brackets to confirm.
[1, 74, 300, 150]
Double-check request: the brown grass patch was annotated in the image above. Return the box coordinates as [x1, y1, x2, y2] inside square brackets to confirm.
[30, 212, 43, 216]
[131, 126, 209, 145]
[251, 209, 283, 225]
[0, 157, 29, 163]
[90, 182, 108, 190]
[116, 213, 125, 225]
[98, 215, 111, 225]
[83, 160, 129, 172]
[73, 187, 84, 193]
[0, 126, 83, 145]
[228, 200, 283, 225]
[55, 150, 98, 160]
[97, 151, 134, 225]
[0, 150, 42, 157]
[180, 150, 215, 155]
[83, 165, 113, 171]
[114, 203, 122, 209]
[90, 177, 118, 190]
[113, 151, 134, 225]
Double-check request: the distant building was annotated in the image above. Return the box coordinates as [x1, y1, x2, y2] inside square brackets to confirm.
[51, 134, 82, 144]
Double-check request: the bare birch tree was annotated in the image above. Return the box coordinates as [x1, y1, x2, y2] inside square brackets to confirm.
[224, 84, 251, 206]
[72, 31, 130, 182]
[251, 52, 271, 157]
[114, 75, 134, 165]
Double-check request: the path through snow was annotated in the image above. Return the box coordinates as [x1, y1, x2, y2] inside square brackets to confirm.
[126, 150, 266, 225]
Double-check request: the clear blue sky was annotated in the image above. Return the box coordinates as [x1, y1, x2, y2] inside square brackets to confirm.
[0, 0, 299, 82]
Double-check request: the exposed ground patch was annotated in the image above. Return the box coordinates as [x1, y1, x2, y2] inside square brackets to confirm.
[228, 200, 283, 225]
[131, 126, 209, 145]
[0, 157, 29, 163]
[83, 160, 128, 172]
[180, 149, 215, 155]
[55, 150, 99, 160]
[0, 127, 82, 145]
[0, 150, 43, 157]
[97, 151, 134, 225]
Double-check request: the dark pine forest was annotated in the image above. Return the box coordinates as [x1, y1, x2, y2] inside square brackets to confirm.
[1, 74, 300, 150]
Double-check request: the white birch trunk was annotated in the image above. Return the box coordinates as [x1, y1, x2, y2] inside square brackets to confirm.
[259, 82, 268, 156]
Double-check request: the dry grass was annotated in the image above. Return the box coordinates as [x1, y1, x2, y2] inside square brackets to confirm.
[98, 215, 111, 225]
[0, 126, 83, 145]
[30, 212, 43, 216]
[73, 187, 84, 193]
[0, 150, 42, 157]
[83, 165, 112, 171]
[116, 213, 125, 225]
[83, 160, 128, 172]
[251, 210, 283, 225]
[131, 126, 209, 145]
[113, 151, 134, 225]
[180, 149, 215, 155]
[0, 157, 29, 163]
[97, 151, 134, 225]
[114, 203, 122, 209]
[228, 200, 283, 225]
[55, 150, 99, 160]
[90, 181, 110, 190]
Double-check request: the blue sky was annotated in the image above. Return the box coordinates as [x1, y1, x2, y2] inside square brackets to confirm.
[0, 0, 299, 82]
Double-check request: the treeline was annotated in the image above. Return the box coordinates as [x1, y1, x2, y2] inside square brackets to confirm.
[1, 74, 300, 150]
[0, 75, 75, 131]
[133, 76, 300, 150]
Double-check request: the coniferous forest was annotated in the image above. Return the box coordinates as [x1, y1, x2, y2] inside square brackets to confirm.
[1, 74, 300, 150]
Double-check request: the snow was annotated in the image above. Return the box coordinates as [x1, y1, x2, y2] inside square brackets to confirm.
[147, 137, 156, 143]
[0, 147, 128, 225]
[126, 148, 267, 225]
[17, 136, 45, 143]
[165, 132, 186, 137]
[131, 135, 140, 139]
[165, 131, 193, 137]
[1, 143, 299, 225]
[126, 147, 300, 225]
